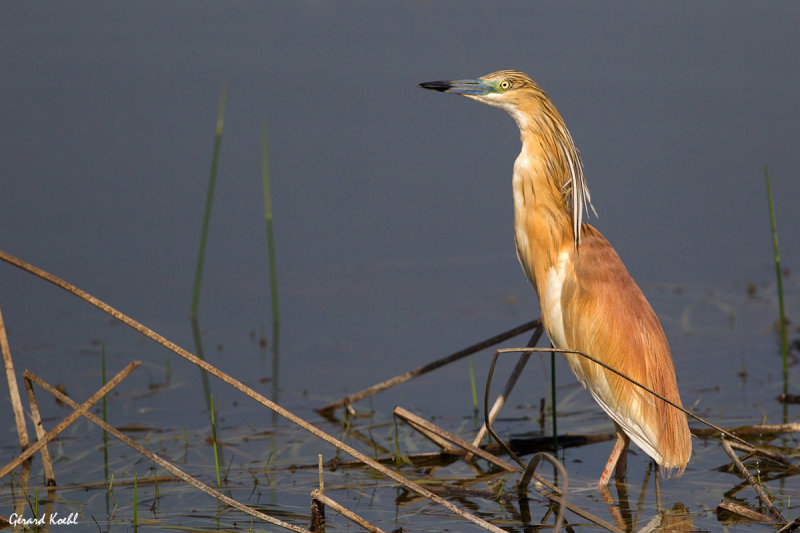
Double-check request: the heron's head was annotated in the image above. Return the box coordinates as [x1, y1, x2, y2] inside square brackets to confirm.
[419, 69, 595, 247]
[418, 70, 546, 120]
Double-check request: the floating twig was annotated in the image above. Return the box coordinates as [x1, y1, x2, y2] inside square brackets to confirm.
[718, 498, 775, 522]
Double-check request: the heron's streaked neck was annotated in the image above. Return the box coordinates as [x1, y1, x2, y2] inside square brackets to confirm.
[513, 112, 574, 226]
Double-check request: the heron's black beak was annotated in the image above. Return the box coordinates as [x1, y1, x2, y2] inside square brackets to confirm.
[417, 79, 489, 96]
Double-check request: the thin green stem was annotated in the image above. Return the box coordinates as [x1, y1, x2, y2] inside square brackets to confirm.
[191, 87, 227, 319]
[468, 355, 479, 417]
[764, 165, 788, 395]
[210, 392, 222, 489]
[550, 350, 557, 453]
[102, 344, 108, 485]
[261, 121, 280, 327]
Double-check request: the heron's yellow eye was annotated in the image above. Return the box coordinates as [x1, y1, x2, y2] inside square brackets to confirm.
[499, 80, 512, 91]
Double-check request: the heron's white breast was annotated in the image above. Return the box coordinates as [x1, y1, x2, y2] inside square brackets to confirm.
[543, 251, 569, 349]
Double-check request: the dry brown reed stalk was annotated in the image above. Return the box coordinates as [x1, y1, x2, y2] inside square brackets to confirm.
[0, 305, 29, 450]
[692, 423, 800, 438]
[317, 319, 541, 416]
[467, 325, 544, 461]
[311, 490, 386, 533]
[397, 413, 459, 453]
[25, 371, 313, 533]
[0, 360, 139, 480]
[393, 406, 518, 472]
[721, 438, 785, 523]
[0, 250, 506, 533]
[22, 375, 56, 485]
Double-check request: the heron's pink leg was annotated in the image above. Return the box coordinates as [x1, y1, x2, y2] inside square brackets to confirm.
[598, 429, 630, 488]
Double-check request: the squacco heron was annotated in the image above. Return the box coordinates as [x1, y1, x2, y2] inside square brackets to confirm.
[419, 70, 691, 487]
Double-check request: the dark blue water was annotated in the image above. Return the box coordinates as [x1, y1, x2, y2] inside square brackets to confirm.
[1, 3, 798, 530]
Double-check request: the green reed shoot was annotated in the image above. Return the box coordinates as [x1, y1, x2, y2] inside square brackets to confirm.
[550, 351, 558, 452]
[467, 355, 479, 418]
[191, 86, 227, 319]
[263, 121, 282, 415]
[133, 473, 138, 527]
[261, 121, 280, 328]
[764, 165, 788, 394]
[210, 393, 222, 488]
[102, 344, 109, 485]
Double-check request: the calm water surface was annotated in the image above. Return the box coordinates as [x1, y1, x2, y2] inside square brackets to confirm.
[1, 3, 798, 530]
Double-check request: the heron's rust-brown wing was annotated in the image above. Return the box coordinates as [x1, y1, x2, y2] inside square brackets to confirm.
[559, 224, 691, 472]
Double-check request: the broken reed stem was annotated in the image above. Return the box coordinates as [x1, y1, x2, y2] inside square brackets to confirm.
[468, 326, 544, 460]
[0, 250, 505, 533]
[317, 454, 324, 493]
[394, 406, 518, 472]
[22, 376, 55, 485]
[721, 438, 785, 523]
[0, 305, 29, 450]
[317, 319, 541, 415]
[310, 454, 325, 532]
[311, 490, 386, 533]
[25, 370, 312, 533]
[0, 361, 140, 480]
